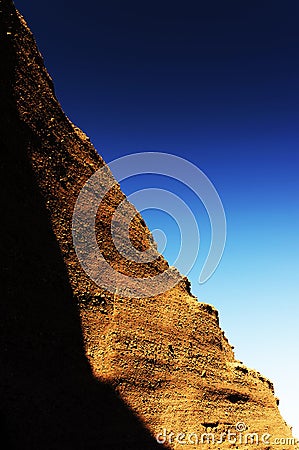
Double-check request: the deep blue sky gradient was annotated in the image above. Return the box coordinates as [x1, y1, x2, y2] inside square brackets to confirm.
[15, 0, 299, 435]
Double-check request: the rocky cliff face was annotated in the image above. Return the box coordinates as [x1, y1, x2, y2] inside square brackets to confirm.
[0, 1, 295, 448]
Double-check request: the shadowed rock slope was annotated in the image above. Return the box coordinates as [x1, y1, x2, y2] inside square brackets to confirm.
[0, 1, 295, 448]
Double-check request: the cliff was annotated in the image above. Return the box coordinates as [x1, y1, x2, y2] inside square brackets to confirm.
[0, 1, 295, 448]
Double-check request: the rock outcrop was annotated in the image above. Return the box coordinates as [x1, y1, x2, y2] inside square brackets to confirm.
[0, 1, 295, 448]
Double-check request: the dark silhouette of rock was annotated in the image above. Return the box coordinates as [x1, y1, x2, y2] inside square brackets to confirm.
[0, 1, 168, 449]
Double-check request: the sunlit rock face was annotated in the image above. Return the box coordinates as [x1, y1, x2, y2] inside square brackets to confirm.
[0, 1, 294, 448]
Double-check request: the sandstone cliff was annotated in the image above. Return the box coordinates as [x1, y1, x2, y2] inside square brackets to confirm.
[0, 1, 295, 448]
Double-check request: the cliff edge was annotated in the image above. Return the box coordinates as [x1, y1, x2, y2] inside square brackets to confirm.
[0, 1, 295, 448]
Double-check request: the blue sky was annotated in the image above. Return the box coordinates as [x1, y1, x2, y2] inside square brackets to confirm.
[16, 0, 299, 436]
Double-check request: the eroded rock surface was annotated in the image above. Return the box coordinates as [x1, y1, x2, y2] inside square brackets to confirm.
[0, 1, 295, 448]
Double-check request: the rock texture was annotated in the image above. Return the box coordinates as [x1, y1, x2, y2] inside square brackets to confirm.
[0, 1, 295, 449]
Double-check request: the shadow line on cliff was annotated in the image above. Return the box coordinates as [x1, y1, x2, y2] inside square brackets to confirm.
[0, 3, 168, 448]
